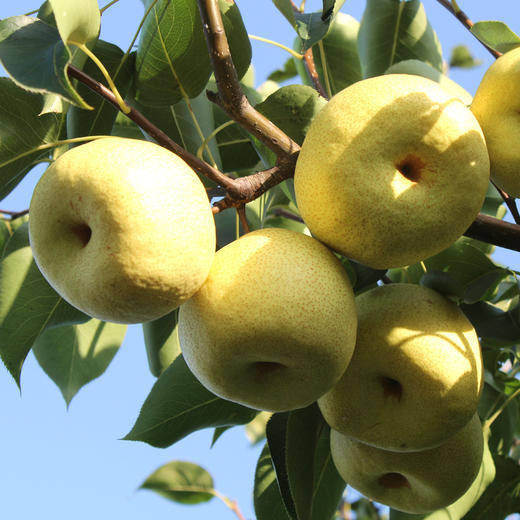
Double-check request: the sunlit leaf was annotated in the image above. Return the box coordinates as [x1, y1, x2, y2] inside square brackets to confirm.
[124, 354, 257, 448]
[471, 21, 520, 54]
[358, 0, 442, 78]
[140, 460, 215, 504]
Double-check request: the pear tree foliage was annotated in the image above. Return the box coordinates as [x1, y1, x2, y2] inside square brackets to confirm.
[1, 1, 520, 519]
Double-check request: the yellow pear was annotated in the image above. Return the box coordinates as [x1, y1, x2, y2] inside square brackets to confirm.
[294, 74, 490, 268]
[29, 137, 216, 324]
[330, 413, 484, 514]
[178, 227, 357, 412]
[318, 283, 483, 451]
[471, 46, 520, 197]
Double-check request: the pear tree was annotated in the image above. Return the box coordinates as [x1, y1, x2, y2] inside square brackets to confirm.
[1, 1, 520, 519]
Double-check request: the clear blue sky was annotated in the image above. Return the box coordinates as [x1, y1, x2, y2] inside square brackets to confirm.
[1, 2, 519, 520]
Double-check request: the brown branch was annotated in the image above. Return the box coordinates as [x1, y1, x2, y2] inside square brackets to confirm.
[303, 47, 328, 99]
[197, 0, 300, 159]
[435, 0, 502, 58]
[67, 65, 242, 198]
[0, 209, 29, 220]
[464, 213, 520, 252]
[493, 182, 520, 225]
[236, 205, 250, 234]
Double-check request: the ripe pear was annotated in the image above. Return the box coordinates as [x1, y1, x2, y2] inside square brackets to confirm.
[471, 46, 520, 197]
[178, 227, 357, 412]
[29, 137, 216, 324]
[294, 74, 490, 269]
[318, 283, 483, 451]
[330, 413, 484, 514]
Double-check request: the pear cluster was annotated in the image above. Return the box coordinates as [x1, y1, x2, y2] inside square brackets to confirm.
[27, 70, 497, 514]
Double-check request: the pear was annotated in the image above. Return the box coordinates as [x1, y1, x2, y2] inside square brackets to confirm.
[330, 413, 484, 514]
[29, 137, 216, 324]
[294, 74, 490, 268]
[178, 227, 357, 412]
[318, 283, 483, 451]
[471, 46, 520, 197]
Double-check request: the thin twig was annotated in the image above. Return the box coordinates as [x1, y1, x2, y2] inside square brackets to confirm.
[493, 182, 520, 225]
[303, 47, 328, 98]
[237, 205, 250, 234]
[0, 209, 29, 220]
[435, 0, 502, 58]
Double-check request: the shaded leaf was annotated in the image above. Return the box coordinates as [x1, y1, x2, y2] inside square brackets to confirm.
[254, 442, 292, 520]
[140, 460, 215, 504]
[0, 77, 61, 201]
[273, 0, 346, 51]
[129, 91, 222, 172]
[303, 12, 362, 95]
[471, 21, 520, 55]
[358, 0, 442, 78]
[0, 16, 91, 108]
[420, 270, 465, 301]
[255, 85, 327, 145]
[0, 221, 89, 384]
[266, 412, 297, 519]
[142, 309, 181, 377]
[32, 319, 126, 405]
[461, 301, 520, 344]
[124, 355, 257, 448]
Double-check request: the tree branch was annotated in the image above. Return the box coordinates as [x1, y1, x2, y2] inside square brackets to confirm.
[464, 214, 520, 252]
[197, 0, 300, 160]
[435, 0, 502, 58]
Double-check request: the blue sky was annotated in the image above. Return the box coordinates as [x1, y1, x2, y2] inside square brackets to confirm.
[1, 2, 519, 520]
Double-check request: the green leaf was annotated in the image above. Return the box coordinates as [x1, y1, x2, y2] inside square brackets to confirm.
[419, 270, 465, 301]
[124, 354, 257, 448]
[462, 454, 520, 519]
[255, 85, 327, 145]
[305, 12, 362, 95]
[0, 222, 90, 384]
[48, 0, 99, 47]
[470, 21, 520, 54]
[134, 0, 211, 105]
[384, 59, 472, 105]
[134, 0, 250, 106]
[32, 319, 126, 405]
[0, 16, 91, 108]
[254, 443, 292, 520]
[273, 0, 346, 51]
[111, 111, 144, 139]
[265, 406, 345, 520]
[266, 412, 298, 519]
[67, 42, 135, 139]
[142, 309, 181, 378]
[358, 0, 443, 78]
[285, 405, 324, 520]
[0, 78, 61, 201]
[461, 301, 520, 344]
[449, 45, 482, 69]
[140, 460, 215, 505]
